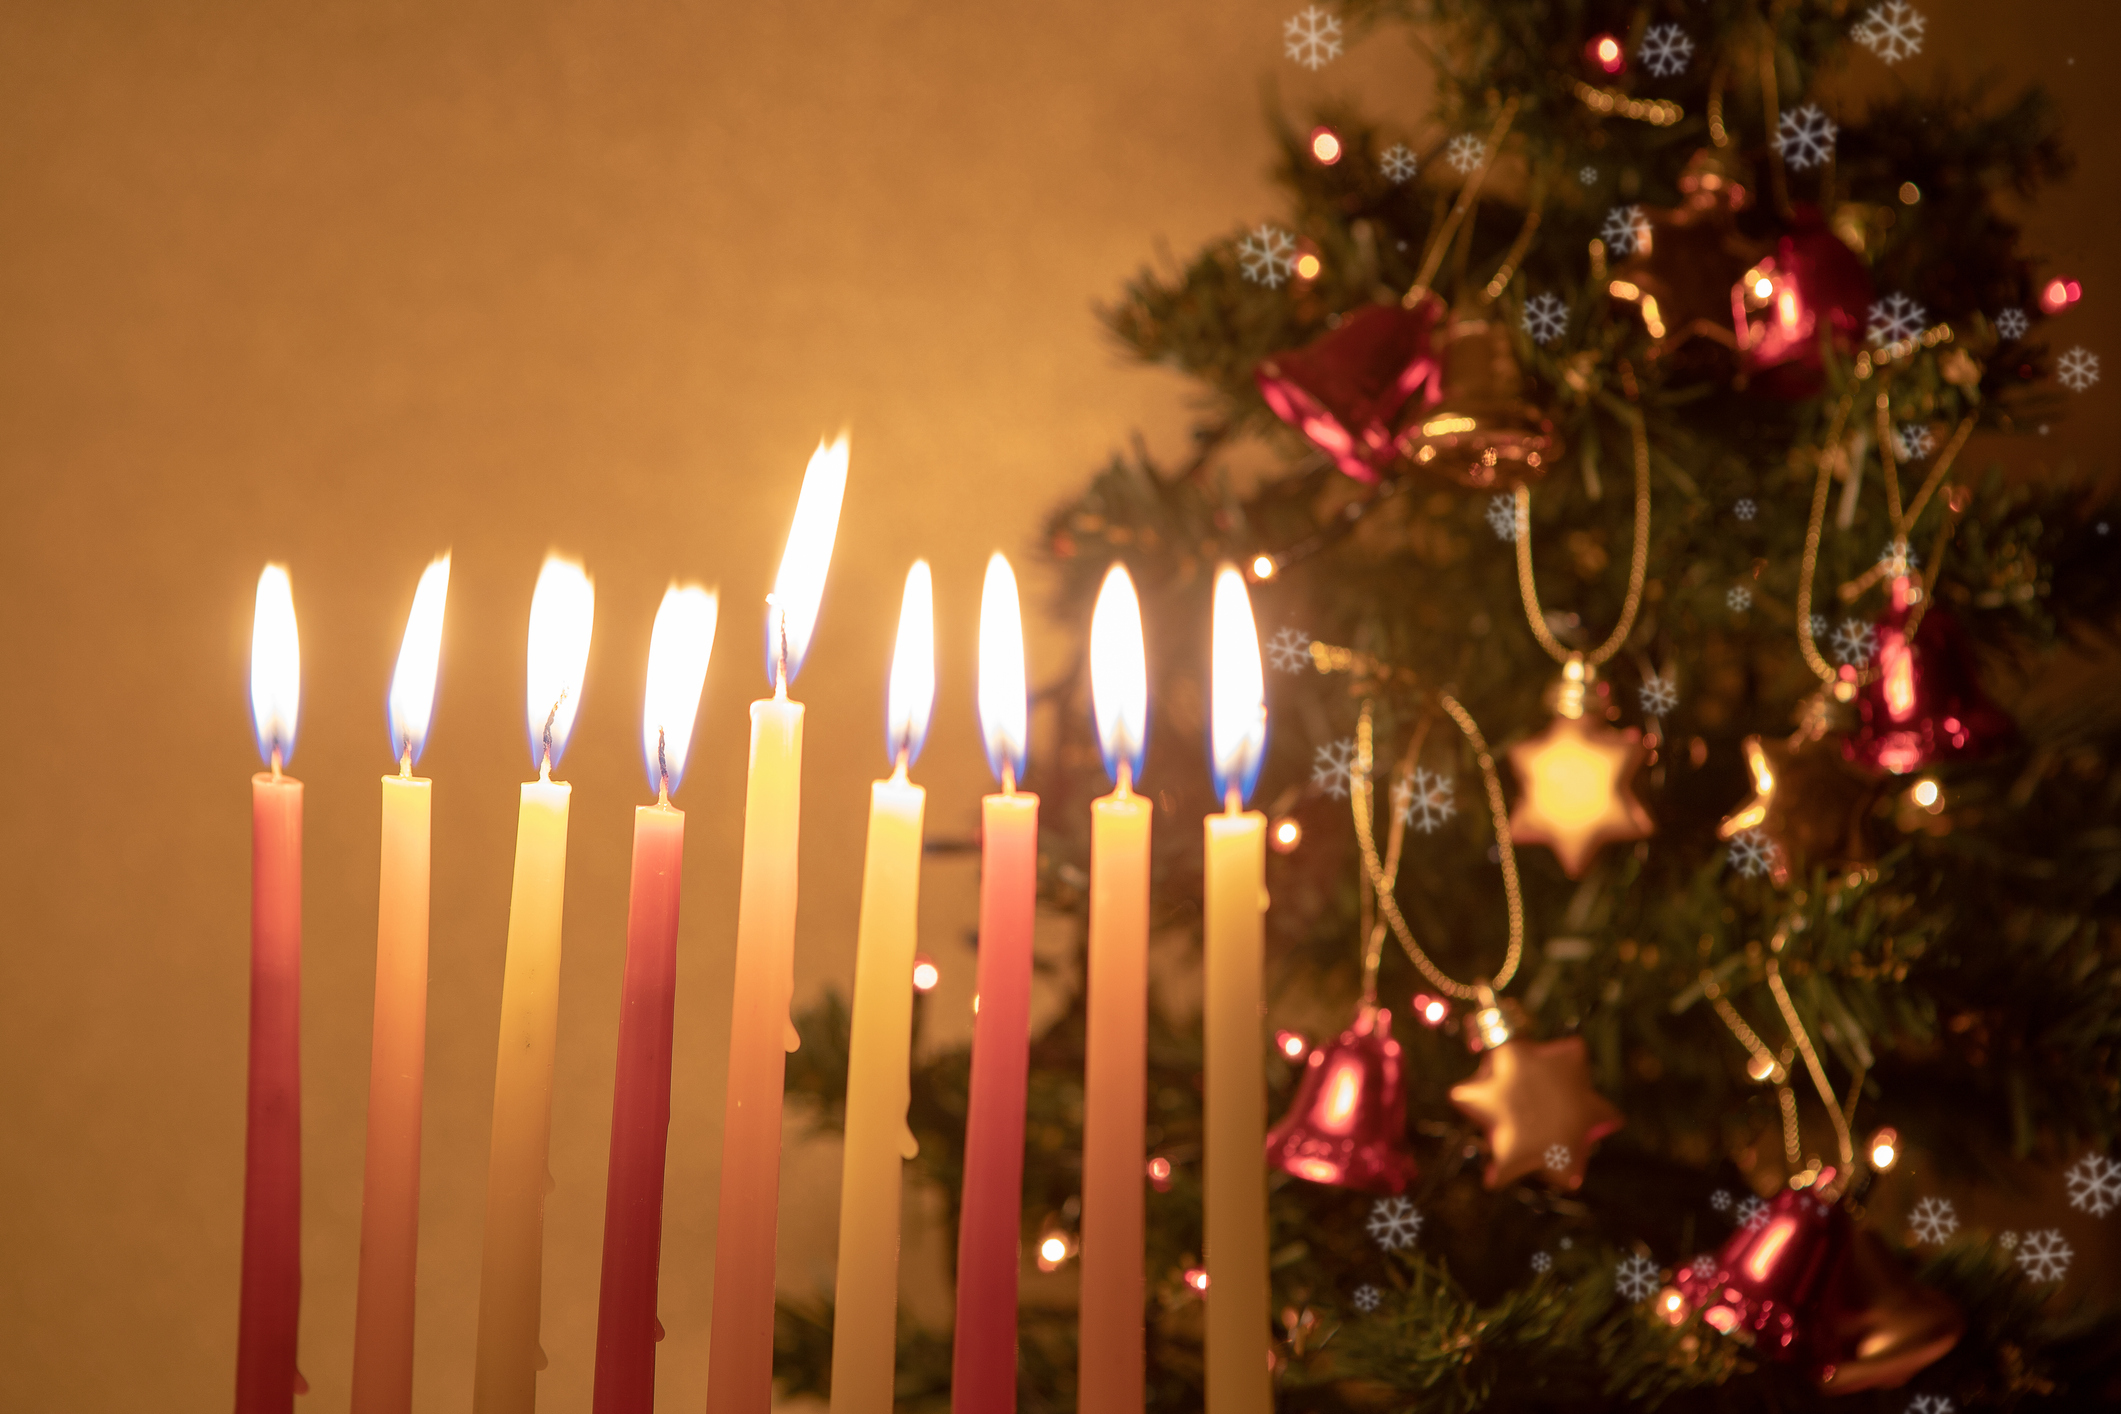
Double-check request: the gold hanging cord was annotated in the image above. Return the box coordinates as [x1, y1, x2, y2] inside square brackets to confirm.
[1699, 919, 1860, 1171]
[1404, 97, 1520, 308]
[1512, 411, 1652, 668]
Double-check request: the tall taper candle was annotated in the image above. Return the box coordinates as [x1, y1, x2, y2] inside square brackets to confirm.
[475, 556, 596, 1414]
[828, 562, 935, 1414]
[707, 435, 849, 1414]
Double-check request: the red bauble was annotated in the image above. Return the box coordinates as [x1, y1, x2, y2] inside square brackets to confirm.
[1264, 1004, 1419, 1193]
[1677, 1184, 1845, 1359]
[1844, 576, 2013, 775]
[1255, 298, 1445, 483]
[1731, 208, 1872, 398]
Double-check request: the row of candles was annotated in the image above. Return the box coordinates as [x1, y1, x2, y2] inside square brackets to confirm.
[234, 436, 1276, 1414]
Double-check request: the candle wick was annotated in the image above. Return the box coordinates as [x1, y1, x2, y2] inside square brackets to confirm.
[657, 727, 671, 802]
[270, 745, 282, 782]
[1115, 758, 1133, 799]
[1224, 784, 1242, 816]
[399, 743, 412, 779]
[1002, 760, 1016, 797]
[894, 745, 911, 782]
[541, 692, 567, 775]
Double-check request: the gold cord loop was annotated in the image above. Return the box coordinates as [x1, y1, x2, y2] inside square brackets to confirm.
[1513, 411, 1651, 668]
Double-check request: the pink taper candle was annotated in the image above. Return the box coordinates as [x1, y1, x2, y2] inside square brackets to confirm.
[952, 553, 1038, 1414]
[592, 586, 717, 1413]
[237, 564, 303, 1414]
[707, 436, 849, 1414]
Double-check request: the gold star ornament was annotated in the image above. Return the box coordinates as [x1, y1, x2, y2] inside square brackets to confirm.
[1448, 1005, 1623, 1190]
[1506, 708, 1653, 878]
[1717, 688, 1885, 884]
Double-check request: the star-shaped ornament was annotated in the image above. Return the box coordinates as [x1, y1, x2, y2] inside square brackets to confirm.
[1717, 686, 1885, 883]
[1506, 710, 1653, 878]
[1449, 1019, 1623, 1191]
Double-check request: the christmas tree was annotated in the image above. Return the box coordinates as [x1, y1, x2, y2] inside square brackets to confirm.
[779, 3, 2121, 1409]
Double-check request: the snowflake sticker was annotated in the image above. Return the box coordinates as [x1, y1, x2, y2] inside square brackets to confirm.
[1367, 1195, 1424, 1250]
[1312, 738, 1357, 800]
[1522, 292, 1569, 345]
[1831, 620, 1878, 667]
[1776, 104, 1838, 171]
[1444, 133, 1487, 175]
[1283, 6, 1343, 70]
[1710, 1190, 1735, 1212]
[1905, 1396, 1956, 1414]
[1690, 1254, 1718, 1280]
[1727, 585, 1754, 611]
[1734, 497, 1758, 521]
[1267, 626, 1314, 675]
[1639, 24, 1695, 78]
[1543, 1144, 1572, 1173]
[1380, 144, 1418, 184]
[2065, 1153, 2121, 1217]
[1869, 292, 1929, 346]
[1615, 1254, 1662, 1303]
[1878, 542, 1921, 573]
[1394, 768, 1456, 833]
[1600, 205, 1653, 258]
[1852, 2, 1928, 64]
[1896, 424, 1936, 461]
[1995, 306, 2029, 340]
[1351, 1283, 1382, 1312]
[1485, 494, 1519, 541]
[1999, 1230, 2019, 1250]
[1908, 1196, 1960, 1245]
[1727, 829, 1780, 879]
[1638, 674, 1678, 717]
[1238, 226, 1296, 288]
[1736, 1195, 1769, 1229]
[1531, 1250, 1553, 1273]
[1578, 165, 1598, 186]
[2058, 347, 2101, 392]
[2015, 1228, 2072, 1283]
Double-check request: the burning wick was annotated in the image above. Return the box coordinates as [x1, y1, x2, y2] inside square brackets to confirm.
[540, 692, 568, 779]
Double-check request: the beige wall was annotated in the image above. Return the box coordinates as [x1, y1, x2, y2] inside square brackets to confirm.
[0, 3, 2108, 1412]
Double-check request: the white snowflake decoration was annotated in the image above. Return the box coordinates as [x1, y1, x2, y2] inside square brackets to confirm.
[1710, 1189, 1735, 1212]
[1878, 541, 1922, 572]
[1896, 424, 1936, 461]
[1638, 674, 1678, 716]
[1615, 1254, 1662, 1303]
[1267, 626, 1314, 675]
[1999, 1230, 2019, 1250]
[1639, 24, 1695, 78]
[1734, 497, 1758, 521]
[1445, 133, 1487, 175]
[1831, 620, 1879, 667]
[1312, 737, 1357, 800]
[1578, 165, 1598, 186]
[1283, 6, 1343, 70]
[2065, 1153, 2121, 1217]
[1352, 1283, 1382, 1312]
[1811, 614, 1831, 642]
[2058, 346, 2101, 393]
[1777, 104, 1838, 172]
[1852, 2, 1928, 64]
[2015, 1228, 2072, 1283]
[1995, 306, 2029, 340]
[1394, 767, 1457, 833]
[1869, 292, 1929, 346]
[1367, 1195, 1424, 1250]
[1380, 144, 1418, 184]
[1531, 1250, 1553, 1273]
[1727, 585, 1754, 611]
[1908, 1196, 1960, 1245]
[1905, 1396, 1956, 1414]
[1600, 204, 1654, 259]
[1727, 829, 1780, 879]
[1238, 226, 1296, 288]
[1690, 1254, 1718, 1279]
[1485, 494, 1519, 541]
[1737, 1195, 1769, 1229]
[1543, 1144, 1572, 1173]
[1522, 292, 1569, 345]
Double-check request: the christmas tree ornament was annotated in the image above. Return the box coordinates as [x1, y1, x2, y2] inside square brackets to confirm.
[1731, 207, 1873, 398]
[1254, 296, 1445, 483]
[1717, 685, 1885, 884]
[1446, 999, 1623, 1190]
[1402, 302, 1557, 488]
[1265, 1004, 1419, 1193]
[1845, 573, 2012, 775]
[1608, 149, 1763, 359]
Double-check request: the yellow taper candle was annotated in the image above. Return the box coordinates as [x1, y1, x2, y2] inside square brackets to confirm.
[1079, 564, 1151, 1414]
[828, 561, 935, 1414]
[352, 554, 451, 1414]
[1203, 565, 1270, 1414]
[474, 555, 595, 1414]
[707, 435, 850, 1414]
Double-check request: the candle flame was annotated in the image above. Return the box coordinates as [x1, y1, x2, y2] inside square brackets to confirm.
[978, 552, 1027, 785]
[525, 554, 595, 774]
[1210, 564, 1266, 806]
[1089, 562, 1147, 786]
[249, 564, 300, 768]
[641, 584, 718, 797]
[885, 560, 936, 769]
[386, 554, 451, 767]
[765, 434, 850, 689]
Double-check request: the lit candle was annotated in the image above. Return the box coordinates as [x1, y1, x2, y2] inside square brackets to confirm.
[707, 435, 850, 1414]
[593, 584, 718, 1413]
[475, 555, 596, 1414]
[236, 564, 304, 1414]
[1078, 564, 1150, 1414]
[952, 552, 1038, 1414]
[828, 562, 936, 1414]
[1203, 565, 1270, 1414]
[351, 554, 451, 1414]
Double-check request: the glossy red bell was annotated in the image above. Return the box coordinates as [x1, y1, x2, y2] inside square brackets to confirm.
[1730, 208, 1872, 399]
[1254, 297, 1445, 483]
[1844, 576, 2012, 775]
[1676, 1181, 1845, 1359]
[1264, 1004, 1419, 1193]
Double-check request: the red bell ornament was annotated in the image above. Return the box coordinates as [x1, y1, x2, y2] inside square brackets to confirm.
[1255, 298, 1445, 484]
[1677, 1183, 1845, 1359]
[1844, 576, 2013, 775]
[1731, 208, 1873, 399]
[1264, 1004, 1420, 1193]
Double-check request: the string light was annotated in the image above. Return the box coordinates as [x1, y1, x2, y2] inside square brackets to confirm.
[911, 956, 940, 992]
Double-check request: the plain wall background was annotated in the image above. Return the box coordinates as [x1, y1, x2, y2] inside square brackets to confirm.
[0, 3, 2111, 1411]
